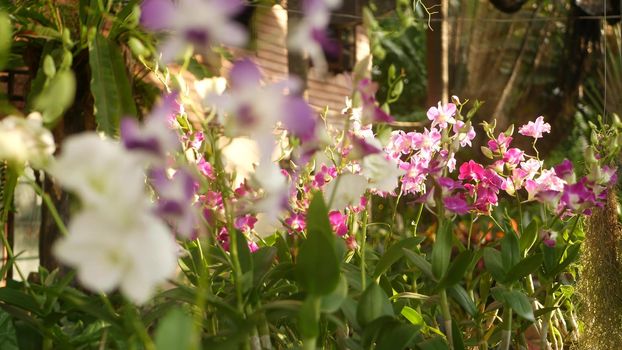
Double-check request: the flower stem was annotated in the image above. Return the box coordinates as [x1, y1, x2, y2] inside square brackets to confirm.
[413, 203, 424, 237]
[360, 196, 369, 291]
[500, 306, 513, 350]
[440, 289, 453, 350]
[26, 177, 68, 236]
[467, 213, 475, 250]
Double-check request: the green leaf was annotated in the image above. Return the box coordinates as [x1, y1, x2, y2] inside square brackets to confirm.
[0, 288, 41, 316]
[431, 221, 453, 279]
[234, 230, 253, 293]
[234, 230, 253, 274]
[296, 193, 340, 295]
[504, 253, 543, 283]
[436, 251, 472, 290]
[447, 285, 477, 317]
[400, 306, 424, 327]
[402, 248, 436, 281]
[417, 336, 449, 350]
[252, 246, 276, 285]
[373, 236, 425, 279]
[491, 287, 534, 322]
[154, 308, 193, 350]
[0, 12, 10, 71]
[298, 296, 320, 339]
[375, 323, 420, 350]
[320, 275, 348, 313]
[32, 70, 76, 125]
[519, 220, 539, 253]
[357, 282, 394, 327]
[305, 191, 334, 237]
[451, 319, 466, 350]
[275, 234, 292, 263]
[501, 231, 520, 269]
[482, 248, 507, 282]
[0, 309, 18, 350]
[89, 33, 137, 135]
[548, 243, 581, 277]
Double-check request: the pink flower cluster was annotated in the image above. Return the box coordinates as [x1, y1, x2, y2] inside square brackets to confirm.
[383, 101, 617, 218]
[384, 102, 474, 197]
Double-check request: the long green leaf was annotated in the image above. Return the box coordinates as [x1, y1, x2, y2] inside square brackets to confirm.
[402, 248, 436, 281]
[0, 12, 10, 71]
[483, 247, 507, 283]
[373, 236, 425, 279]
[89, 33, 136, 135]
[357, 282, 394, 327]
[296, 193, 340, 295]
[431, 221, 453, 279]
[436, 251, 472, 290]
[504, 253, 543, 283]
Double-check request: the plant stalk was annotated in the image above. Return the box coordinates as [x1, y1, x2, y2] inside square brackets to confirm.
[440, 289, 453, 349]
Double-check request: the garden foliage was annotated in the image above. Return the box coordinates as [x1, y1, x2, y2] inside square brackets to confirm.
[0, 1, 621, 349]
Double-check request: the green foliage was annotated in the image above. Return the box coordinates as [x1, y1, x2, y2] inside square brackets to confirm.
[0, 309, 19, 350]
[296, 193, 341, 296]
[89, 33, 137, 135]
[369, 1, 428, 119]
[154, 309, 193, 350]
[0, 11, 11, 71]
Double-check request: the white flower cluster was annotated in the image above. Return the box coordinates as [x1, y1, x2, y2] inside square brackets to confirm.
[50, 134, 178, 304]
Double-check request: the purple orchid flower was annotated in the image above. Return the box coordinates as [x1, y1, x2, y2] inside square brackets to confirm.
[121, 93, 180, 160]
[140, 0, 248, 62]
[150, 167, 198, 239]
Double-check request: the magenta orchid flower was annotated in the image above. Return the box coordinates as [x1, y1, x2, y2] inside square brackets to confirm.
[357, 79, 395, 124]
[444, 194, 470, 215]
[328, 210, 348, 236]
[285, 213, 306, 233]
[458, 160, 485, 182]
[503, 148, 525, 166]
[560, 178, 595, 212]
[487, 133, 513, 153]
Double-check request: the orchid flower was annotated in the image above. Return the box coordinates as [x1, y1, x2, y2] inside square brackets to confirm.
[140, 0, 248, 62]
[288, 0, 343, 74]
[0, 113, 55, 170]
[518, 116, 551, 139]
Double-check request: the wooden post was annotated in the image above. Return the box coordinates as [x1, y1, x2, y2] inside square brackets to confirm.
[426, 0, 444, 106]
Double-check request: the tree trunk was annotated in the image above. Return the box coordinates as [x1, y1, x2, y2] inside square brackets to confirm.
[576, 191, 622, 350]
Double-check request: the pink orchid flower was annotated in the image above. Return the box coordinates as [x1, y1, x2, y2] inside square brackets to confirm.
[518, 116, 551, 139]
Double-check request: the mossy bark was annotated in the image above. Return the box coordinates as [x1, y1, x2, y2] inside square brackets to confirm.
[576, 191, 622, 350]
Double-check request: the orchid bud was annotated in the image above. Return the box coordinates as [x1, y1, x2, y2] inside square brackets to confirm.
[584, 147, 598, 166]
[451, 95, 461, 105]
[504, 124, 514, 136]
[590, 130, 599, 145]
[460, 120, 472, 133]
[613, 113, 622, 129]
[480, 146, 494, 159]
[128, 37, 148, 58]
